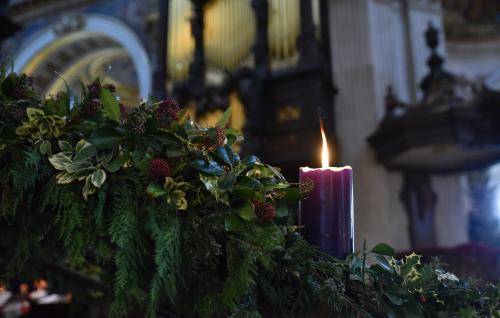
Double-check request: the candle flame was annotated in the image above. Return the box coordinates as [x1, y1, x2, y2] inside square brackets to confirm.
[320, 120, 329, 168]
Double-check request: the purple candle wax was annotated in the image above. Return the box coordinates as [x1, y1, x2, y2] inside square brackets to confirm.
[299, 166, 354, 258]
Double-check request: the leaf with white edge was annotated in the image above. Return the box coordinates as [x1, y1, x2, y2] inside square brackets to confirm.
[58, 140, 73, 153]
[65, 160, 95, 173]
[39, 140, 51, 156]
[75, 139, 92, 152]
[100, 87, 120, 122]
[49, 152, 73, 170]
[91, 169, 106, 188]
[56, 171, 77, 184]
[73, 143, 96, 162]
[82, 175, 96, 200]
[26, 108, 44, 120]
[216, 106, 232, 128]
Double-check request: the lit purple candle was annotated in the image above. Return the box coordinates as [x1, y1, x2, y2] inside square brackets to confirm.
[299, 125, 354, 258]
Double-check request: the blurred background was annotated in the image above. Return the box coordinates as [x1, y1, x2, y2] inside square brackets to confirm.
[0, 0, 499, 316]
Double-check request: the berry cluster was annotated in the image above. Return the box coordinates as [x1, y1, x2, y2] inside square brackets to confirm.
[154, 98, 180, 128]
[253, 200, 276, 222]
[149, 158, 171, 183]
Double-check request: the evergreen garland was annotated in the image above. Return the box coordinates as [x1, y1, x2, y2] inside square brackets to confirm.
[0, 69, 498, 318]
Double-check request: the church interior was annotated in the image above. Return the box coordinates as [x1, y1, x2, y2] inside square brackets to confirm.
[0, 0, 499, 317]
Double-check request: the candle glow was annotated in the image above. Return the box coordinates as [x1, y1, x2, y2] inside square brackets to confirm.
[299, 120, 354, 258]
[320, 120, 329, 168]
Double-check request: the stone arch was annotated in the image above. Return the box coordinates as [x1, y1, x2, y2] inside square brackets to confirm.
[13, 14, 152, 100]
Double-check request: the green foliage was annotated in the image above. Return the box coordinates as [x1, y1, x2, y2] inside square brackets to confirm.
[0, 70, 498, 318]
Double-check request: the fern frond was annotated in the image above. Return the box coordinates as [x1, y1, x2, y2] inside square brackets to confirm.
[145, 209, 181, 318]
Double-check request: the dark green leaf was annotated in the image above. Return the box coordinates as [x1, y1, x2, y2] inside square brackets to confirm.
[89, 126, 122, 149]
[147, 182, 167, 198]
[166, 147, 188, 158]
[225, 214, 246, 232]
[218, 173, 236, 190]
[371, 243, 396, 257]
[100, 87, 120, 122]
[235, 200, 255, 221]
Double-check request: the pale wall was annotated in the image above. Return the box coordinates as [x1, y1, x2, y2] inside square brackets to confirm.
[328, 0, 470, 251]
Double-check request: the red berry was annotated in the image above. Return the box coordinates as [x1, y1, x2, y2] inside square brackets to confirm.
[149, 158, 171, 183]
[253, 200, 276, 222]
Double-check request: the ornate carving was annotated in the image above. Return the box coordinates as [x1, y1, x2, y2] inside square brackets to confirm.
[52, 15, 86, 36]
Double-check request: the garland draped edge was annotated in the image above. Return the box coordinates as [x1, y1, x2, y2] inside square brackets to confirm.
[0, 68, 498, 318]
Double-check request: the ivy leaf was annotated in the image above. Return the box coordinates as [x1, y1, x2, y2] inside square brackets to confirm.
[100, 87, 120, 122]
[49, 152, 72, 170]
[371, 243, 396, 257]
[235, 200, 255, 221]
[90, 169, 106, 188]
[216, 106, 232, 127]
[147, 183, 167, 199]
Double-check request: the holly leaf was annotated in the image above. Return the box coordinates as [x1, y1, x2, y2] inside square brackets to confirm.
[100, 87, 120, 122]
[215, 145, 239, 166]
[242, 155, 260, 167]
[199, 174, 229, 204]
[190, 159, 225, 176]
